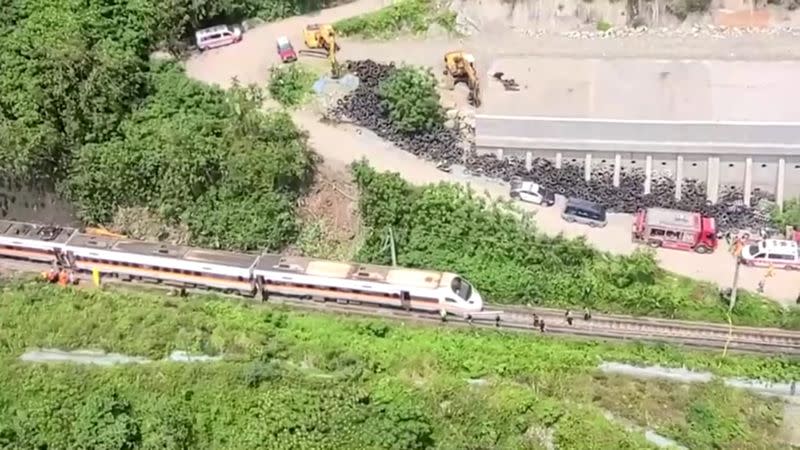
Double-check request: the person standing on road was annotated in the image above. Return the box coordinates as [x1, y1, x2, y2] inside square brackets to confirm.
[565, 309, 573, 326]
[539, 319, 545, 333]
[583, 308, 591, 321]
[532, 313, 539, 328]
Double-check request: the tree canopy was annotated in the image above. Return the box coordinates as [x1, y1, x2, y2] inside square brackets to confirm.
[351, 161, 800, 328]
[0, 0, 317, 250]
[378, 66, 443, 133]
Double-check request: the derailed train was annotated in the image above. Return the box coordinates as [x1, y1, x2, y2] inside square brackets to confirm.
[0, 220, 484, 317]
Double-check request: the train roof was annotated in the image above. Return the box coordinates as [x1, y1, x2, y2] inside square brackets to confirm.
[66, 233, 259, 269]
[645, 208, 701, 230]
[254, 255, 444, 289]
[0, 220, 76, 244]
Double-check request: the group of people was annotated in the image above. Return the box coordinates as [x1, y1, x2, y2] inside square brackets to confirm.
[41, 264, 77, 286]
[531, 308, 591, 332]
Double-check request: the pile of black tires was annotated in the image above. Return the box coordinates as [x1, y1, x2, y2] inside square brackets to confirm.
[331, 59, 773, 233]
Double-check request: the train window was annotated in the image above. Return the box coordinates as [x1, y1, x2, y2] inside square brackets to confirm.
[450, 277, 472, 300]
[445, 298, 458, 304]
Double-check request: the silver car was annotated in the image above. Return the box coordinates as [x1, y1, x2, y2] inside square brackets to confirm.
[509, 179, 556, 207]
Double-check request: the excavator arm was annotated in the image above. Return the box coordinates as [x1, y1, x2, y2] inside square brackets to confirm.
[464, 63, 481, 107]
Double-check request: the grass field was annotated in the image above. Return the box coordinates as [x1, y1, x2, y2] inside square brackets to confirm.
[0, 281, 796, 449]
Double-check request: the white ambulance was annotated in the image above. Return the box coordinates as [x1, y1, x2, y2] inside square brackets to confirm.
[740, 239, 800, 270]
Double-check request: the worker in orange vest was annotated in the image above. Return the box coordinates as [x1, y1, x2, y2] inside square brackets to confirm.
[47, 266, 59, 283]
[58, 269, 69, 287]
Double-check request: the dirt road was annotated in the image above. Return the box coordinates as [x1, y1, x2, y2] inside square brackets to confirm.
[184, 1, 800, 304]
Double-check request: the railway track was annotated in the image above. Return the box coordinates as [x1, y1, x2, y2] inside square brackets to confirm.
[2, 258, 800, 356]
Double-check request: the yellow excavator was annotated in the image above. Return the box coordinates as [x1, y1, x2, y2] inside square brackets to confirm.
[443, 51, 481, 107]
[301, 23, 343, 78]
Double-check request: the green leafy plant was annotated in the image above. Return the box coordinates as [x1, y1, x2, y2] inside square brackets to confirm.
[379, 67, 444, 133]
[335, 0, 457, 39]
[268, 63, 317, 107]
[597, 20, 613, 31]
[351, 162, 800, 328]
[770, 197, 800, 230]
[0, 281, 793, 449]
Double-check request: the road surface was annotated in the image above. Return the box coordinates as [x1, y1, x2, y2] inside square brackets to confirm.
[475, 115, 800, 154]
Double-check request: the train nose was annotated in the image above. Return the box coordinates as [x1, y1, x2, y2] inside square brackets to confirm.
[469, 291, 483, 310]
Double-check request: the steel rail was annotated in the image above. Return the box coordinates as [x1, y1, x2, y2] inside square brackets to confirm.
[1, 258, 799, 356]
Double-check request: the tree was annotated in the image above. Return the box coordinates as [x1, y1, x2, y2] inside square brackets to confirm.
[72, 390, 141, 450]
[771, 197, 800, 230]
[379, 67, 443, 133]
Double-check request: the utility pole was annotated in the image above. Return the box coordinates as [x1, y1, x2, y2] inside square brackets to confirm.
[380, 227, 397, 267]
[729, 259, 741, 312]
[388, 227, 397, 267]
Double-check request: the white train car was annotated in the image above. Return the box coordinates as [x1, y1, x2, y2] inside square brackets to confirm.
[0, 219, 487, 317]
[0, 220, 75, 263]
[252, 255, 483, 316]
[62, 232, 258, 295]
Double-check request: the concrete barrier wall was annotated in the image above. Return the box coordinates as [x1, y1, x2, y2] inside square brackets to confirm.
[476, 115, 800, 206]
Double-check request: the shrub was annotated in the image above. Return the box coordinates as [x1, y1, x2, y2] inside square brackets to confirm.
[770, 197, 800, 230]
[335, 0, 456, 38]
[268, 64, 317, 107]
[351, 162, 800, 328]
[379, 67, 444, 133]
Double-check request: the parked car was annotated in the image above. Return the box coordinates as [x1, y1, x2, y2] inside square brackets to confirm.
[562, 198, 607, 228]
[195, 25, 242, 52]
[509, 178, 555, 206]
[276, 36, 297, 63]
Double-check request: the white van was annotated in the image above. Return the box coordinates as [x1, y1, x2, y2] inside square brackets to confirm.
[195, 25, 242, 51]
[740, 239, 800, 270]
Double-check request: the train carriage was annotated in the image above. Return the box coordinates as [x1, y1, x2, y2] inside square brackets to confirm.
[252, 255, 482, 316]
[0, 220, 75, 263]
[0, 219, 485, 317]
[63, 233, 258, 295]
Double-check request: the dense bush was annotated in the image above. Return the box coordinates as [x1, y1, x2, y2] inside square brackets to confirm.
[0, 0, 318, 250]
[352, 162, 800, 328]
[268, 63, 317, 107]
[0, 282, 794, 449]
[379, 67, 444, 133]
[335, 0, 456, 38]
[66, 67, 313, 250]
[771, 197, 800, 231]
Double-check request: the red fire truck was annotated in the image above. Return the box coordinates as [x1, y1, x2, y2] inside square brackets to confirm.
[632, 208, 718, 254]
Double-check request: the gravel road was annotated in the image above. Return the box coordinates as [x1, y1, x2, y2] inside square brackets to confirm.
[184, 1, 800, 304]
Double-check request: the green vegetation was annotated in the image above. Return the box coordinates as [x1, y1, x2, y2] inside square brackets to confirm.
[352, 163, 800, 328]
[0, 0, 316, 251]
[335, 0, 457, 39]
[597, 19, 613, 31]
[771, 197, 800, 231]
[379, 67, 444, 132]
[268, 63, 318, 107]
[0, 281, 795, 449]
